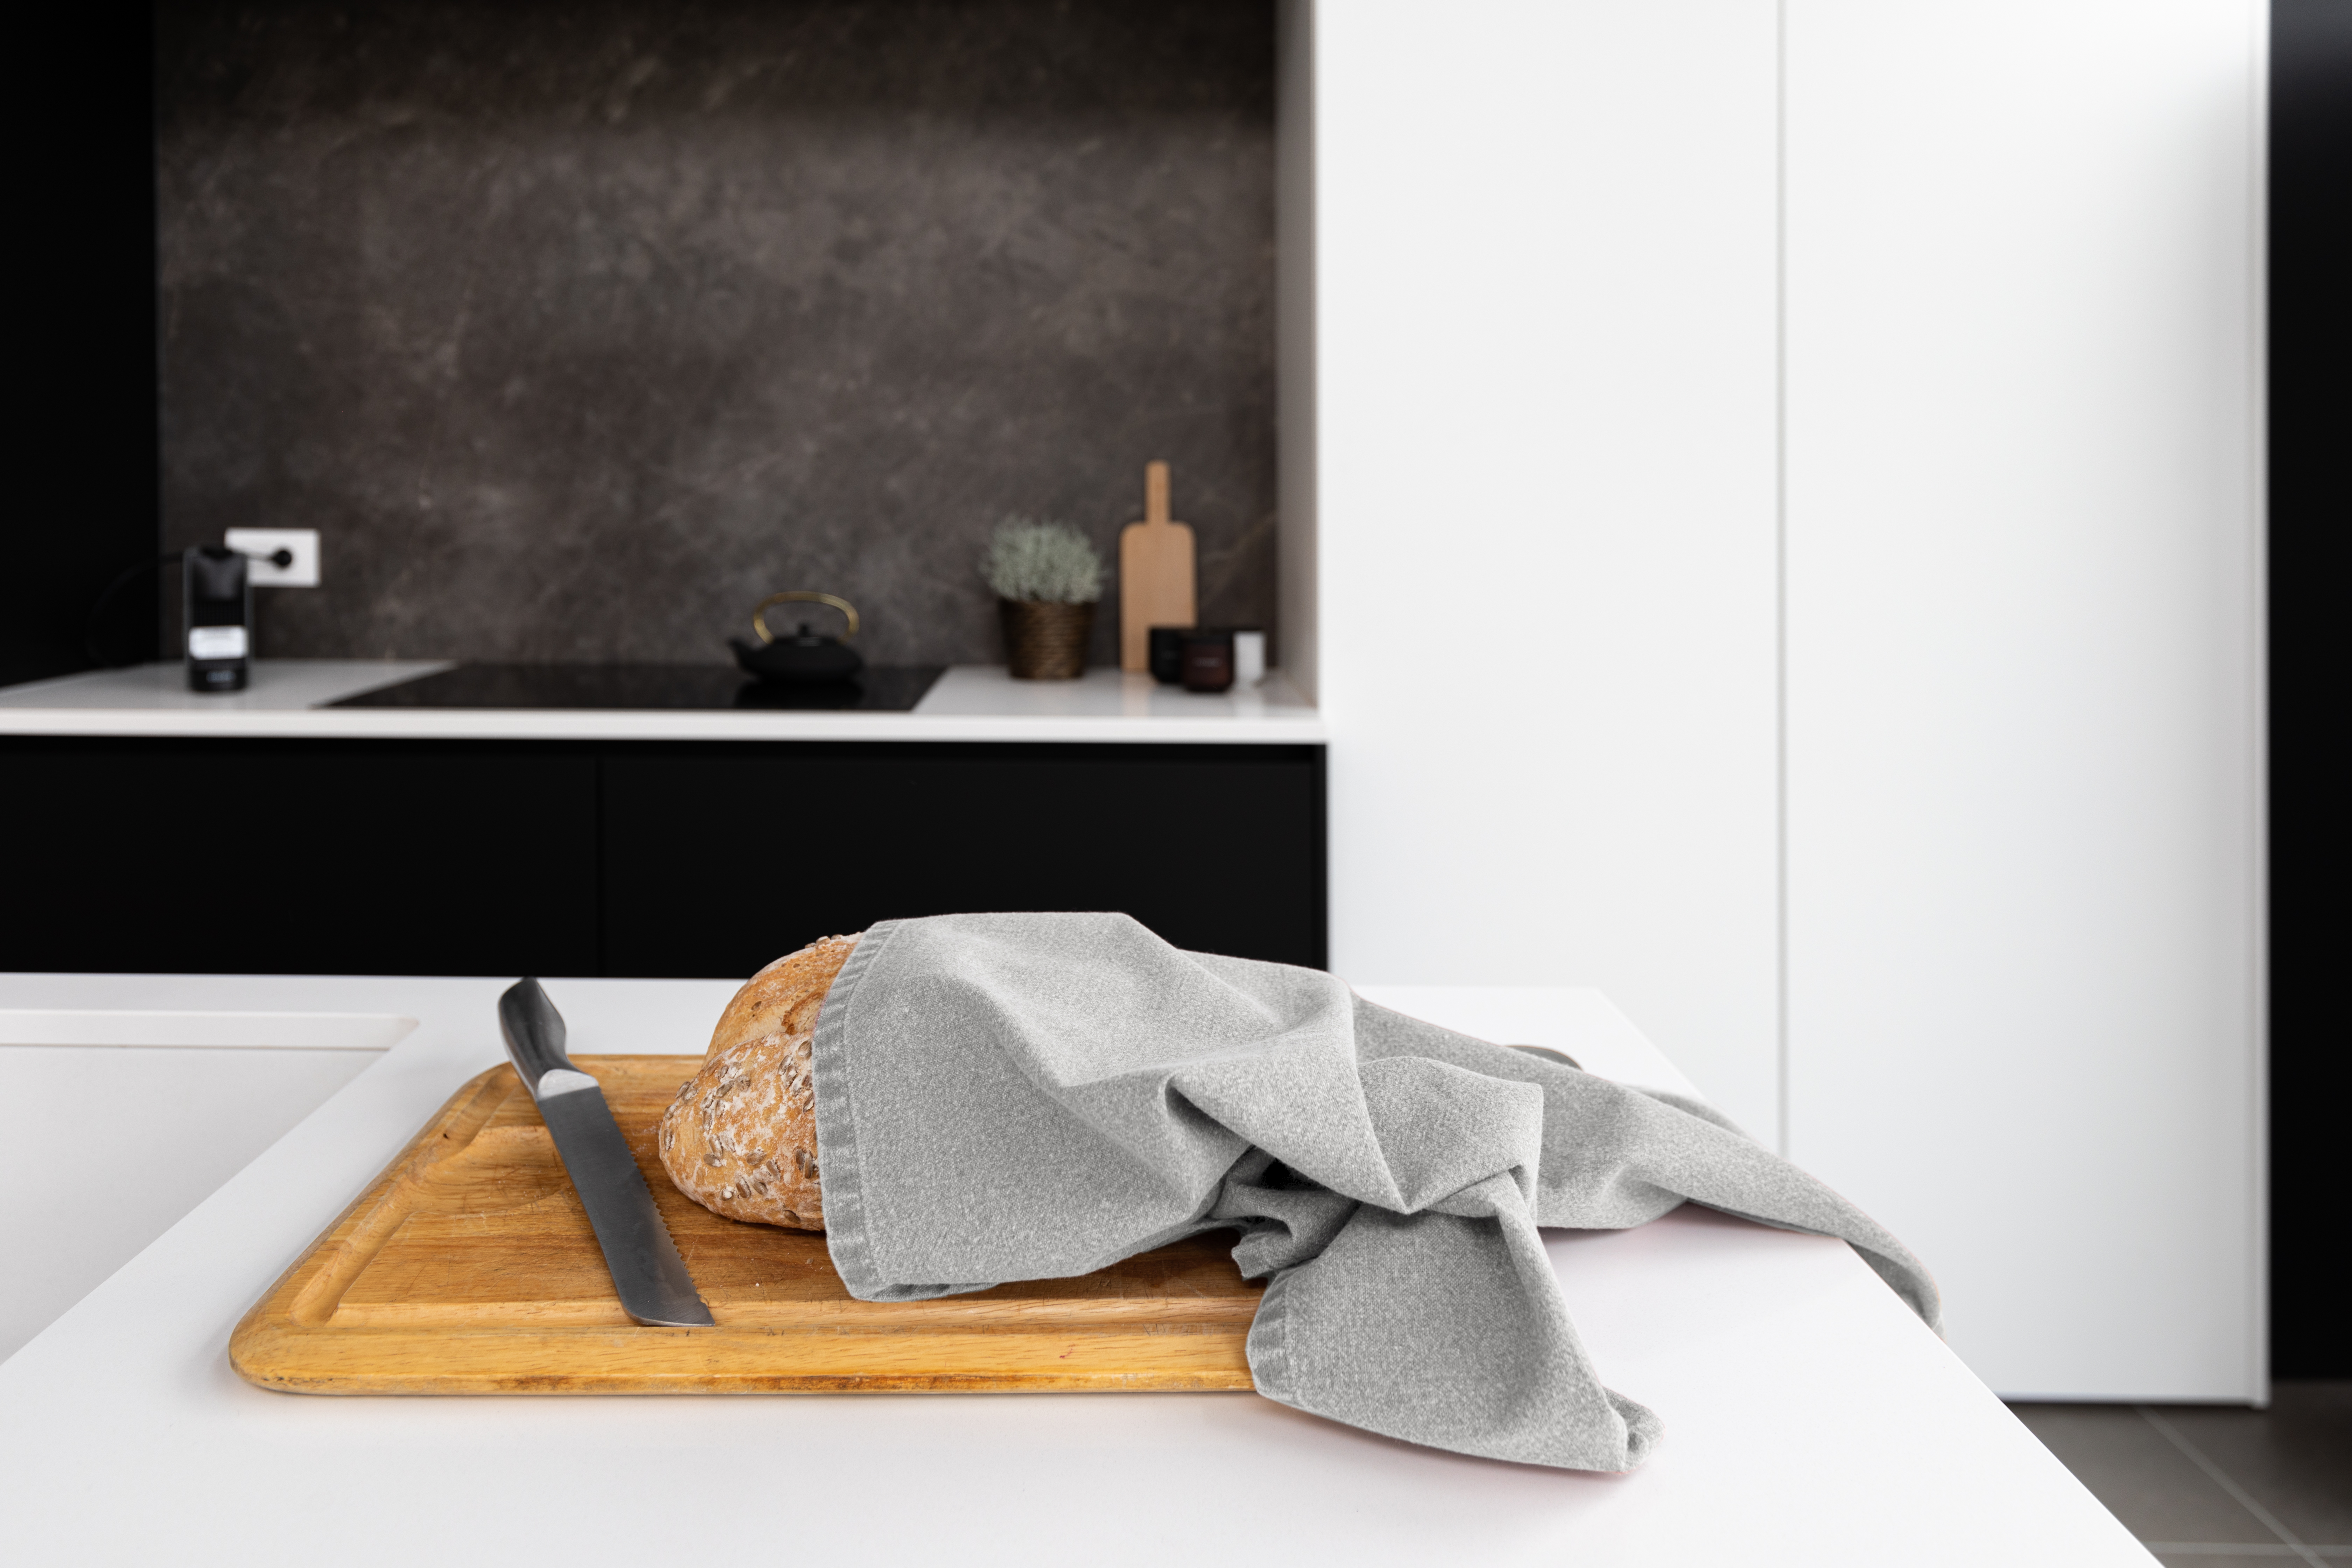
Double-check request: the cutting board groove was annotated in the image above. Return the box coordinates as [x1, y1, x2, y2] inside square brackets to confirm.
[231, 1056, 1261, 1394]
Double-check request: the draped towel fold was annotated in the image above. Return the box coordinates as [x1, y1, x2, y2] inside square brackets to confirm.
[813, 912, 1938, 1470]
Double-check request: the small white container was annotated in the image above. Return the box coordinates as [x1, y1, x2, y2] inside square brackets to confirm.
[1232, 629, 1266, 687]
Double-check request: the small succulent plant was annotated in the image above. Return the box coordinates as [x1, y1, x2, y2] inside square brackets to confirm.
[982, 517, 1105, 604]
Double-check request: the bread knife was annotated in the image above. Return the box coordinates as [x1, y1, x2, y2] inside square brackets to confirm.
[497, 978, 715, 1328]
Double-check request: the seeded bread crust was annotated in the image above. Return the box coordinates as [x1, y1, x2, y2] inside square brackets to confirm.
[656, 933, 860, 1230]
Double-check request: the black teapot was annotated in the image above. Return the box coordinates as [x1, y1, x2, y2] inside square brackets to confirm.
[730, 591, 864, 685]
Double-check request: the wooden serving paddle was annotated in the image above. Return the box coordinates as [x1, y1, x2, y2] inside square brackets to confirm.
[1119, 461, 1198, 671]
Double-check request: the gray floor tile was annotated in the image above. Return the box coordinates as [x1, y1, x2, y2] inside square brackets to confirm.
[2010, 1403, 2274, 1543]
[2149, 1555, 2334, 1567]
[2156, 1383, 2352, 1547]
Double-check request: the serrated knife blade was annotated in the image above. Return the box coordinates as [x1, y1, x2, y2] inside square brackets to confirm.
[497, 978, 714, 1328]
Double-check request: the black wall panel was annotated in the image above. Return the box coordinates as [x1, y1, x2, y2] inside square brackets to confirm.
[6, 2, 160, 687]
[2269, 0, 2351, 1380]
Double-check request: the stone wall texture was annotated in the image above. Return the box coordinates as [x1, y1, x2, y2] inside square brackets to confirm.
[156, 0, 1275, 667]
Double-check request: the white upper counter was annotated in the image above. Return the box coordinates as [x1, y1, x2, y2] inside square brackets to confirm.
[0, 660, 1326, 744]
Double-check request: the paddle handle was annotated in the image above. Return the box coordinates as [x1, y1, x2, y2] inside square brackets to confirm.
[1146, 461, 1171, 527]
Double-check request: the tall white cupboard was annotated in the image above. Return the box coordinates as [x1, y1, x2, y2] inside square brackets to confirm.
[1283, 0, 2266, 1401]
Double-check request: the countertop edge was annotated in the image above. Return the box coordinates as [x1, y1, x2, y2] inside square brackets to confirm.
[0, 708, 1329, 743]
[0, 662, 1326, 743]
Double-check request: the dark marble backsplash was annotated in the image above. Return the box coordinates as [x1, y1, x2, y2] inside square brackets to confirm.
[156, 0, 1275, 667]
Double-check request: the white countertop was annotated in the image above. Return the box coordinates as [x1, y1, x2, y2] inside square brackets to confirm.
[0, 973, 2143, 1567]
[0, 661, 1325, 743]
[0, 658, 455, 712]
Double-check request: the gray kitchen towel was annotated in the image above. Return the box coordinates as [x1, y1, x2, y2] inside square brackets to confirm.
[812, 912, 1939, 1471]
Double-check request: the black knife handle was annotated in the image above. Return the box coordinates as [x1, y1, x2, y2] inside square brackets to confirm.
[498, 976, 574, 1094]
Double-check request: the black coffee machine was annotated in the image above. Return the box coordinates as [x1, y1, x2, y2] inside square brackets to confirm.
[184, 544, 252, 692]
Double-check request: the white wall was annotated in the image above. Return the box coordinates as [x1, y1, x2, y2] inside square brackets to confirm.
[1311, 0, 1786, 1140]
[1782, 0, 2266, 1400]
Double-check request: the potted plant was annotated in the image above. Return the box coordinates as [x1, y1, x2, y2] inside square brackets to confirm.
[984, 518, 1104, 680]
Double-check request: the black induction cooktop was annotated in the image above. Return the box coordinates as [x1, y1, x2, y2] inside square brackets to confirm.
[331, 663, 943, 712]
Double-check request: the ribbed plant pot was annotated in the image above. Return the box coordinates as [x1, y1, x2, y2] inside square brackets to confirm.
[999, 598, 1094, 680]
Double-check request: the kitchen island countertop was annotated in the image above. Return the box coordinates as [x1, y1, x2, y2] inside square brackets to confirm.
[0, 660, 1325, 743]
[0, 973, 2143, 1567]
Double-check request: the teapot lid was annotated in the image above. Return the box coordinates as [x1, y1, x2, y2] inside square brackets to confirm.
[752, 591, 858, 645]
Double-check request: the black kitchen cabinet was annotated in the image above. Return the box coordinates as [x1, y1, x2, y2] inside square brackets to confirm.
[0, 737, 1325, 978]
[600, 742, 1326, 976]
[3, 738, 601, 976]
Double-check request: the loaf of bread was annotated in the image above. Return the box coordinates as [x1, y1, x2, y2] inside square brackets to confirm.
[656, 933, 860, 1230]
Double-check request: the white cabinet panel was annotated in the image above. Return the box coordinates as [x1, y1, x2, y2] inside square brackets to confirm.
[1783, 0, 2264, 1399]
[1313, 0, 1784, 1139]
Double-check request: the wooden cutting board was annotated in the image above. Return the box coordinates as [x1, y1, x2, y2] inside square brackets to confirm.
[231, 1056, 1261, 1395]
[1119, 460, 1197, 671]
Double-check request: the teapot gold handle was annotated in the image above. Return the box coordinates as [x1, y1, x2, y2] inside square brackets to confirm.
[751, 591, 859, 644]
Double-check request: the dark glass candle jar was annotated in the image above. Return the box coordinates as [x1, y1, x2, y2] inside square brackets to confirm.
[1180, 628, 1235, 693]
[1148, 626, 1189, 684]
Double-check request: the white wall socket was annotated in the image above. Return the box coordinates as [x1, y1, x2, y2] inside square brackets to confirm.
[224, 528, 321, 588]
